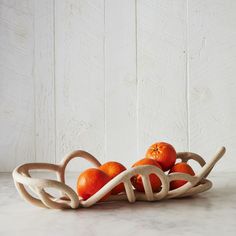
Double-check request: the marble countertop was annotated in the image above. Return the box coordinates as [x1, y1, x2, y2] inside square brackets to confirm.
[0, 172, 235, 236]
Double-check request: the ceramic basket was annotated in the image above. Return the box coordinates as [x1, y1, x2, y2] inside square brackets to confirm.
[12, 147, 226, 209]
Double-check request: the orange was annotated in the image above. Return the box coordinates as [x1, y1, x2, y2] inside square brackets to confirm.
[77, 168, 111, 201]
[131, 158, 162, 192]
[146, 142, 176, 171]
[99, 161, 126, 194]
[169, 162, 195, 190]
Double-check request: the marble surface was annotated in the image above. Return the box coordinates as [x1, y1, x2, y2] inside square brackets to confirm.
[0, 172, 236, 236]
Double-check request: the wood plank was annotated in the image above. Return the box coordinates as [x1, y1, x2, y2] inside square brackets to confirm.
[105, 0, 137, 167]
[137, 0, 188, 156]
[188, 0, 236, 171]
[34, 0, 55, 163]
[0, 0, 35, 171]
[55, 0, 105, 171]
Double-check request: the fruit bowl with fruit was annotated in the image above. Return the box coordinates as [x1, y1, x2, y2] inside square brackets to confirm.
[12, 142, 226, 210]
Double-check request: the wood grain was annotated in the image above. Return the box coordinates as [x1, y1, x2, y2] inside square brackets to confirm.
[34, 0, 55, 163]
[188, 0, 236, 171]
[1, 0, 236, 172]
[137, 0, 188, 157]
[55, 0, 105, 171]
[0, 0, 35, 171]
[105, 0, 137, 166]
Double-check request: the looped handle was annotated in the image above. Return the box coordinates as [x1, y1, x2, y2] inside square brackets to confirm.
[177, 152, 206, 167]
[177, 147, 226, 179]
[12, 163, 79, 209]
[12, 150, 102, 209]
[58, 150, 101, 184]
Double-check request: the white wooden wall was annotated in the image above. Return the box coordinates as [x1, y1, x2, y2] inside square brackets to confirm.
[1, 0, 236, 172]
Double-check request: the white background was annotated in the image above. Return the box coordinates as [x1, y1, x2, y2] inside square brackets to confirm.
[0, 0, 235, 172]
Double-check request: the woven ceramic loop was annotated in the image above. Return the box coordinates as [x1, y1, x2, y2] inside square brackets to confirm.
[12, 163, 79, 209]
[80, 165, 169, 207]
[177, 152, 206, 167]
[12, 147, 226, 209]
[36, 184, 79, 209]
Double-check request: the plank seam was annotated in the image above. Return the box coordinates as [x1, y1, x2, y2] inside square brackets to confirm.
[104, 0, 107, 160]
[33, 0, 36, 162]
[135, 0, 139, 157]
[186, 0, 190, 151]
[53, 0, 57, 164]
